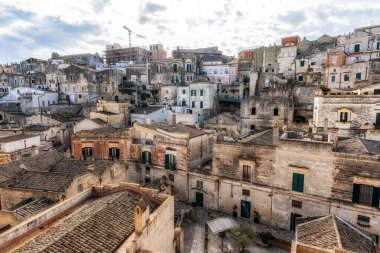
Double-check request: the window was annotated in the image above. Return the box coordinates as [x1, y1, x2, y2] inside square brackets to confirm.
[200, 89, 204, 96]
[300, 60, 305, 67]
[310, 62, 316, 66]
[165, 154, 176, 170]
[214, 69, 218, 74]
[377, 42, 380, 50]
[344, 75, 350, 82]
[356, 73, 362, 80]
[292, 173, 304, 193]
[340, 112, 348, 123]
[42, 100, 45, 106]
[196, 180, 203, 189]
[200, 101, 203, 109]
[77, 184, 83, 192]
[191, 89, 196, 96]
[182, 89, 186, 94]
[168, 173, 175, 182]
[352, 184, 379, 207]
[298, 75, 303, 81]
[374, 89, 380, 95]
[292, 200, 302, 208]
[110, 169, 114, 179]
[331, 56, 337, 64]
[192, 101, 195, 108]
[250, 125, 255, 131]
[273, 108, 279, 116]
[142, 151, 152, 163]
[354, 43, 360, 53]
[79, 95, 82, 99]
[109, 147, 120, 160]
[331, 76, 336, 82]
[242, 189, 250, 196]
[242, 165, 251, 182]
[186, 63, 192, 72]
[251, 107, 256, 115]
[182, 100, 187, 106]
[157, 65, 161, 73]
[173, 64, 178, 72]
[224, 68, 229, 74]
[82, 147, 93, 158]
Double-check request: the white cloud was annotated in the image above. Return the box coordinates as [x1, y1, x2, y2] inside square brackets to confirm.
[1, 0, 380, 63]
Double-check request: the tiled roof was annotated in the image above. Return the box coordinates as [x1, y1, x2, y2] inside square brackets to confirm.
[13, 191, 160, 253]
[0, 171, 78, 192]
[140, 122, 207, 138]
[297, 216, 375, 253]
[336, 138, 380, 155]
[8, 198, 56, 220]
[131, 106, 164, 115]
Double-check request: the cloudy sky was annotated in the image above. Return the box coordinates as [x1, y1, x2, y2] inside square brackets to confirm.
[1, 0, 380, 63]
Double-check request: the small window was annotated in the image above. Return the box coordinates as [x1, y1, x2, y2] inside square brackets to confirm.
[192, 101, 195, 108]
[292, 200, 302, 208]
[251, 107, 256, 115]
[196, 180, 203, 189]
[377, 42, 380, 50]
[292, 173, 304, 193]
[77, 184, 83, 192]
[356, 73, 362, 80]
[300, 60, 305, 67]
[79, 95, 82, 99]
[298, 75, 303, 81]
[242, 189, 250, 196]
[200, 89, 204, 96]
[374, 89, 380, 95]
[344, 75, 349, 82]
[354, 44, 360, 53]
[191, 89, 196, 96]
[331, 76, 336, 82]
[182, 89, 186, 94]
[242, 165, 251, 182]
[200, 101, 203, 109]
[168, 173, 174, 182]
[273, 108, 279, 116]
[250, 125, 255, 130]
[310, 62, 316, 66]
[340, 112, 348, 123]
[173, 64, 178, 72]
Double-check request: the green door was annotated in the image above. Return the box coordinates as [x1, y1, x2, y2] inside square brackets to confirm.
[196, 192, 203, 207]
[240, 200, 251, 219]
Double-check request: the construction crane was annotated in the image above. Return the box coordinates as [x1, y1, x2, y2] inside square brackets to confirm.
[123, 26, 146, 48]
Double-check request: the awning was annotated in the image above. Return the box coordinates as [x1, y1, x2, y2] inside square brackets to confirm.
[206, 217, 238, 234]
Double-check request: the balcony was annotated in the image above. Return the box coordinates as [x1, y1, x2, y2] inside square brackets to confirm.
[165, 163, 176, 171]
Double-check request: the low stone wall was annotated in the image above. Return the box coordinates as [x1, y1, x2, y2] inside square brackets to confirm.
[0, 189, 92, 250]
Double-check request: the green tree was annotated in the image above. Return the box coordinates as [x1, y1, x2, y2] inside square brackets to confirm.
[230, 226, 257, 252]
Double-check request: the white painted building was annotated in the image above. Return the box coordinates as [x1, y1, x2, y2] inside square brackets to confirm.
[131, 106, 173, 124]
[160, 85, 177, 105]
[0, 134, 40, 153]
[20, 91, 59, 114]
[203, 61, 237, 85]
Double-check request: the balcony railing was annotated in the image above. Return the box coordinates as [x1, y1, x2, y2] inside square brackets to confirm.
[165, 163, 176, 171]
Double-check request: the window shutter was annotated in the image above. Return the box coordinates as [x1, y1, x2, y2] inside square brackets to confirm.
[298, 174, 304, 192]
[292, 173, 298, 191]
[148, 152, 151, 161]
[172, 155, 176, 164]
[372, 187, 380, 207]
[352, 184, 360, 203]
[165, 154, 169, 164]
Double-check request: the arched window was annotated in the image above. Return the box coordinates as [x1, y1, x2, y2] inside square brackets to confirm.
[142, 151, 152, 164]
[224, 68, 229, 74]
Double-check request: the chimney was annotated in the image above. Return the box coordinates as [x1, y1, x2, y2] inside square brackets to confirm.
[134, 198, 149, 234]
[323, 118, 328, 133]
[328, 128, 339, 148]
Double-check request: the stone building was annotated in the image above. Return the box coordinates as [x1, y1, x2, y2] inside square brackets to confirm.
[0, 150, 128, 216]
[277, 36, 300, 79]
[237, 49, 255, 79]
[89, 100, 129, 128]
[241, 77, 294, 133]
[104, 44, 150, 64]
[263, 45, 280, 73]
[0, 183, 177, 253]
[160, 85, 178, 105]
[202, 60, 237, 85]
[313, 84, 380, 137]
[60, 64, 96, 104]
[0, 134, 40, 164]
[150, 57, 196, 85]
[149, 43, 167, 61]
